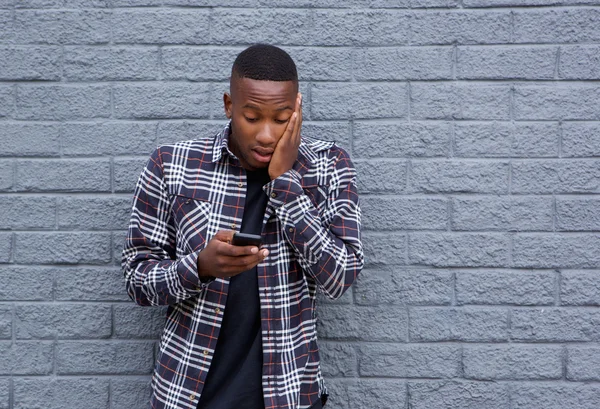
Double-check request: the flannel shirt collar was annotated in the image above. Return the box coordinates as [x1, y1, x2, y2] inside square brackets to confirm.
[210, 121, 332, 168]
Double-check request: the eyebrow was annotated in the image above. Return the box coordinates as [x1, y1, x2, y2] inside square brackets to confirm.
[242, 103, 293, 112]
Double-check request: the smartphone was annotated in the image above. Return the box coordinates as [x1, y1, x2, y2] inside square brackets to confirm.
[231, 232, 262, 247]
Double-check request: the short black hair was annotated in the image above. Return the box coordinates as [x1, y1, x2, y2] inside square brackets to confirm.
[231, 44, 298, 83]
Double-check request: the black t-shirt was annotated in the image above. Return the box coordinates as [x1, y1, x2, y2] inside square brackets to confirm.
[197, 168, 270, 409]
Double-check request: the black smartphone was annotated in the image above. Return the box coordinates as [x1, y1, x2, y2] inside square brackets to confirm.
[231, 232, 262, 247]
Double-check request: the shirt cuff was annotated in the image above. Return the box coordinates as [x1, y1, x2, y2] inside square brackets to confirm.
[176, 250, 213, 292]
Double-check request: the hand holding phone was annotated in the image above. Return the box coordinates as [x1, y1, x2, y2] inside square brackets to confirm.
[196, 230, 268, 280]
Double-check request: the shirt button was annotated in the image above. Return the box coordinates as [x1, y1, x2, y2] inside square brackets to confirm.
[190, 393, 196, 401]
[288, 227, 294, 233]
[231, 223, 236, 229]
[271, 192, 277, 198]
[215, 307, 221, 314]
[203, 350, 209, 356]
[238, 182, 243, 188]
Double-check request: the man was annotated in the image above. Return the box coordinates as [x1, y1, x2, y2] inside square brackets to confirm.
[122, 44, 363, 409]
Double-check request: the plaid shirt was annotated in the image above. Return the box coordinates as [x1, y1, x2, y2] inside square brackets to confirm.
[122, 123, 363, 409]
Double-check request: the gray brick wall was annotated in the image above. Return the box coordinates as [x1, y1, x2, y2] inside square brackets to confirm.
[1, 2, 599, 408]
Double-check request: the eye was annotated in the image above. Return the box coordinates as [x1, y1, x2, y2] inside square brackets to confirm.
[244, 116, 258, 123]
[275, 117, 291, 124]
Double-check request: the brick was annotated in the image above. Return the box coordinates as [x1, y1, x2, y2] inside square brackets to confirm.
[457, 46, 556, 80]
[561, 271, 600, 306]
[15, 232, 111, 264]
[0, 46, 61, 80]
[0, 233, 11, 263]
[353, 121, 450, 158]
[16, 85, 111, 120]
[325, 379, 407, 409]
[456, 270, 555, 306]
[55, 266, 129, 301]
[301, 121, 352, 151]
[110, 377, 152, 409]
[452, 196, 553, 231]
[567, 346, 600, 381]
[312, 10, 409, 46]
[0, 306, 11, 339]
[355, 160, 407, 194]
[408, 381, 510, 409]
[0, 379, 7, 409]
[15, 304, 111, 340]
[353, 46, 452, 80]
[513, 234, 600, 268]
[114, 304, 166, 339]
[112, 0, 161, 5]
[409, 307, 509, 342]
[355, 268, 452, 306]
[57, 341, 154, 375]
[362, 232, 407, 266]
[162, 47, 238, 81]
[114, 157, 148, 193]
[512, 308, 600, 341]
[57, 196, 131, 230]
[290, 47, 353, 81]
[14, 378, 109, 409]
[514, 9, 600, 44]
[0, 266, 53, 301]
[15, 159, 110, 192]
[410, 233, 509, 267]
[114, 84, 210, 119]
[63, 122, 156, 156]
[0, 161, 12, 191]
[211, 9, 310, 45]
[0, 85, 14, 118]
[312, 83, 407, 120]
[454, 122, 559, 158]
[316, 285, 354, 305]
[464, 345, 561, 380]
[0, 123, 60, 157]
[411, 83, 511, 120]
[556, 198, 600, 231]
[0, 341, 53, 375]
[157, 121, 225, 145]
[511, 384, 600, 409]
[466, 0, 600, 4]
[411, 160, 509, 194]
[13, 10, 110, 44]
[562, 123, 600, 157]
[167, 0, 258, 5]
[14, 0, 61, 6]
[559, 45, 600, 80]
[511, 160, 600, 194]
[113, 230, 127, 266]
[0, 11, 12, 43]
[319, 342, 358, 377]
[411, 11, 511, 45]
[0, 196, 56, 229]
[410, 0, 459, 5]
[362, 196, 447, 230]
[514, 85, 600, 120]
[317, 305, 407, 342]
[113, 10, 209, 44]
[359, 343, 460, 378]
[64, 47, 158, 81]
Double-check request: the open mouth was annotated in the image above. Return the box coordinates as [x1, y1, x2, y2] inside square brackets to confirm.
[252, 148, 273, 163]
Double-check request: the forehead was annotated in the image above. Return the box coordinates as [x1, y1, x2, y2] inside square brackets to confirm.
[231, 77, 297, 105]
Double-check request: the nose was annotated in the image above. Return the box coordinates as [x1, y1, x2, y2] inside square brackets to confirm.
[255, 123, 278, 146]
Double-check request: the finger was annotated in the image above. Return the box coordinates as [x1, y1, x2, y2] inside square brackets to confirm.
[217, 241, 266, 257]
[293, 94, 303, 145]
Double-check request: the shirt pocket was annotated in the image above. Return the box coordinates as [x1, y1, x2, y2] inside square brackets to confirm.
[171, 195, 212, 257]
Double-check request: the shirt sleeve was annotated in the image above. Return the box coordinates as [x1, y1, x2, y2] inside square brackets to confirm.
[121, 147, 210, 306]
[263, 147, 364, 300]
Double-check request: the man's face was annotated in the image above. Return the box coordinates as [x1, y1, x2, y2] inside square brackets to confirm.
[224, 77, 298, 171]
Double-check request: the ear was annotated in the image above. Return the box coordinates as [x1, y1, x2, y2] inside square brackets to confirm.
[223, 92, 232, 119]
